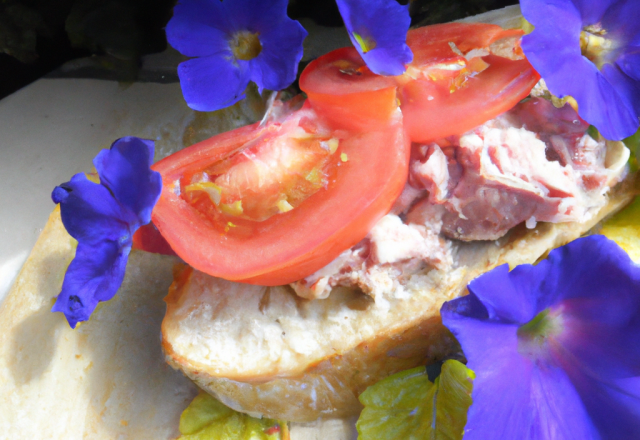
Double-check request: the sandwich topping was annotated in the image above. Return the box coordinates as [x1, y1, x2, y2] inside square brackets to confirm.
[151, 102, 410, 286]
[413, 97, 629, 241]
[292, 97, 629, 302]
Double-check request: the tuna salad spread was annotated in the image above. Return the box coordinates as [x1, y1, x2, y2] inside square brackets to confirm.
[291, 97, 630, 301]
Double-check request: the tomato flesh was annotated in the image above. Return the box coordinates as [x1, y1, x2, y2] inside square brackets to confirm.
[400, 23, 539, 142]
[151, 104, 410, 285]
[401, 55, 539, 142]
[183, 113, 339, 222]
[299, 47, 399, 131]
[405, 22, 524, 65]
[300, 22, 540, 143]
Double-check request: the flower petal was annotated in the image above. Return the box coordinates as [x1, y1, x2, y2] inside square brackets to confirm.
[51, 240, 130, 328]
[616, 46, 640, 81]
[519, 1, 583, 97]
[522, 0, 640, 140]
[546, 240, 640, 435]
[601, 0, 640, 46]
[560, 354, 640, 439]
[443, 236, 640, 439]
[569, 0, 618, 25]
[51, 137, 162, 328]
[599, 63, 640, 137]
[248, 20, 307, 92]
[442, 299, 599, 440]
[520, 0, 582, 41]
[464, 355, 599, 440]
[336, 0, 412, 76]
[547, 236, 640, 378]
[223, 0, 288, 33]
[177, 53, 250, 111]
[575, 64, 638, 141]
[535, 236, 640, 303]
[52, 173, 133, 245]
[166, 0, 232, 57]
[466, 264, 548, 324]
[522, 22, 639, 140]
[361, 45, 413, 77]
[604, 58, 640, 112]
[93, 137, 162, 225]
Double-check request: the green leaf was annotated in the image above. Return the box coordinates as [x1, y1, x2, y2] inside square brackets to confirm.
[177, 391, 289, 440]
[623, 128, 640, 173]
[432, 360, 476, 439]
[601, 196, 640, 263]
[357, 360, 474, 440]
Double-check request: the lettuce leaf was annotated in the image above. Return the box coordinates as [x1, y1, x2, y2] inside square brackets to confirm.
[357, 360, 474, 440]
[623, 128, 640, 172]
[601, 196, 640, 263]
[178, 391, 289, 440]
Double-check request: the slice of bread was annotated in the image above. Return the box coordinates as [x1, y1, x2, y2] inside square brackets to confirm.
[0, 207, 199, 439]
[162, 162, 637, 422]
[0, 207, 358, 439]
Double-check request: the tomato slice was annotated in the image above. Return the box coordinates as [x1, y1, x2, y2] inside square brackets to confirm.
[151, 104, 410, 285]
[299, 47, 399, 131]
[300, 22, 540, 142]
[405, 22, 524, 65]
[400, 23, 540, 142]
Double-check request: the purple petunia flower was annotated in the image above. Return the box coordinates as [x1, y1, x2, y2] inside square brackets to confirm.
[51, 137, 162, 328]
[166, 0, 307, 112]
[441, 235, 640, 439]
[521, 0, 640, 141]
[335, 0, 413, 76]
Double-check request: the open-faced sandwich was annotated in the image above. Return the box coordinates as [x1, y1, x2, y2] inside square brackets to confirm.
[2, 0, 640, 439]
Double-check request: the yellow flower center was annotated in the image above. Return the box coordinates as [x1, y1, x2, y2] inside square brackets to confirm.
[230, 31, 262, 61]
[353, 32, 377, 54]
[517, 308, 564, 360]
[580, 24, 618, 70]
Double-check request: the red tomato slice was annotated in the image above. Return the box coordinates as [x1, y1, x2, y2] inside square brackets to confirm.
[300, 22, 540, 142]
[151, 104, 410, 286]
[299, 47, 399, 131]
[401, 54, 540, 142]
[400, 23, 540, 142]
[405, 22, 524, 65]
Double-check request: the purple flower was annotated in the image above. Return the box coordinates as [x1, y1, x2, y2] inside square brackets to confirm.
[521, 0, 640, 141]
[441, 235, 640, 439]
[51, 137, 162, 328]
[166, 0, 307, 111]
[335, 0, 412, 76]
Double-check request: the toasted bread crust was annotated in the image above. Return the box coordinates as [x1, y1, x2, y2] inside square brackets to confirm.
[162, 177, 637, 422]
